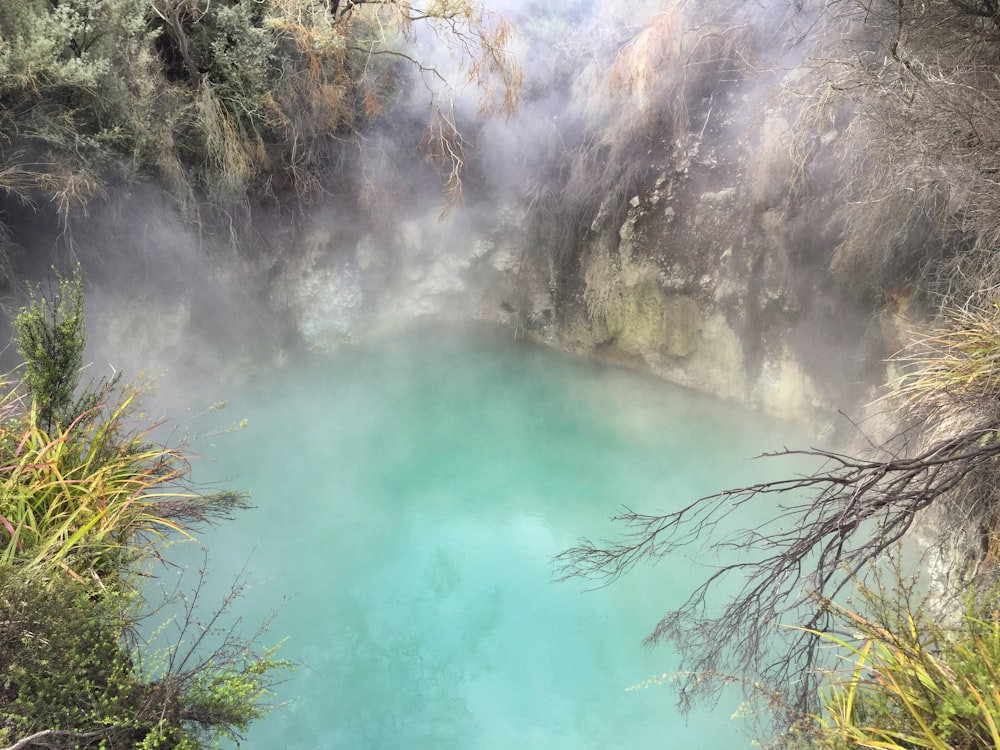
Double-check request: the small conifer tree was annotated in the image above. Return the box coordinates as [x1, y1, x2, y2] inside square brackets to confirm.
[14, 269, 87, 431]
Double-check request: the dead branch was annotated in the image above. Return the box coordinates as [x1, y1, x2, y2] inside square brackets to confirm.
[0, 729, 114, 750]
[554, 424, 1000, 718]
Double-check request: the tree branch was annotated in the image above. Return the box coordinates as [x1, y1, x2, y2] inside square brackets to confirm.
[148, 0, 201, 85]
[948, 0, 998, 19]
[1, 729, 111, 750]
[555, 426, 1000, 717]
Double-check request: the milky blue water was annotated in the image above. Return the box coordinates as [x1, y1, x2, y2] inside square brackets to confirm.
[168, 325, 806, 749]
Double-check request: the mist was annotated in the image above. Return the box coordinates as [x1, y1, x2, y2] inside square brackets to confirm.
[0, 0, 879, 433]
[6, 1, 999, 746]
[167, 325, 811, 748]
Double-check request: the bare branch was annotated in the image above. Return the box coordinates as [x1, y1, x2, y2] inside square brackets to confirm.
[0, 729, 112, 750]
[555, 425, 1000, 717]
[948, 0, 1000, 19]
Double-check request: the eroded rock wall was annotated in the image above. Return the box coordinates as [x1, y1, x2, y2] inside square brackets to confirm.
[483, 78, 883, 433]
[269, 91, 878, 433]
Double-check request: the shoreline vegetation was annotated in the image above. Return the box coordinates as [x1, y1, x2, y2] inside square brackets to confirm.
[559, 302, 1000, 745]
[0, 0, 521, 250]
[0, 272, 288, 749]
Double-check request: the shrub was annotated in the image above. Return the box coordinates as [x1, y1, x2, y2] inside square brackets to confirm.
[0, 566, 146, 748]
[0, 561, 287, 749]
[13, 269, 88, 431]
[808, 580, 1000, 749]
[0, 0, 521, 241]
[0, 270, 285, 749]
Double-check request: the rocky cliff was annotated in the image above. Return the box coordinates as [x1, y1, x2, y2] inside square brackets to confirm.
[264, 2, 897, 434]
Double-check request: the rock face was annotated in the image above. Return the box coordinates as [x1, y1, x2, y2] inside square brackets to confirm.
[487, 98, 879, 433]
[256, 5, 893, 433]
[0, 2, 906, 435]
[270, 212, 507, 349]
[268, 84, 882, 433]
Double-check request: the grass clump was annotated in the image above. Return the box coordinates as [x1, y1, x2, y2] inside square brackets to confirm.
[804, 575, 1000, 750]
[891, 305, 1000, 421]
[800, 306, 1000, 749]
[0, 386, 228, 580]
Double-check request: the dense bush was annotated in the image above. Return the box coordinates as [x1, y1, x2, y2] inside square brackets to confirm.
[0, 0, 520, 237]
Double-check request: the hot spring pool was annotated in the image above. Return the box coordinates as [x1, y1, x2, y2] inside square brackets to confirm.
[162, 326, 806, 749]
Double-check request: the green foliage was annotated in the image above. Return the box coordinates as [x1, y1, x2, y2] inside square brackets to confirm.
[0, 384, 212, 579]
[193, 3, 279, 106]
[0, 561, 287, 749]
[807, 579, 1000, 749]
[13, 269, 87, 431]
[0, 567, 144, 745]
[0, 0, 520, 233]
[0, 278, 284, 748]
[180, 644, 288, 736]
[0, 0, 112, 95]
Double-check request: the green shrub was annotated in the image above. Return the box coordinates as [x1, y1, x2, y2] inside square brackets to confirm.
[808, 581, 1000, 749]
[13, 269, 88, 431]
[0, 566, 145, 745]
[0, 0, 521, 238]
[0, 562, 288, 749]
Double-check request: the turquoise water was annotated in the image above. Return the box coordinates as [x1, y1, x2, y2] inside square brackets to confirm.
[168, 326, 806, 749]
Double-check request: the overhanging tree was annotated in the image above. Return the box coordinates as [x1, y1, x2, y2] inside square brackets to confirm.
[0, 0, 521, 243]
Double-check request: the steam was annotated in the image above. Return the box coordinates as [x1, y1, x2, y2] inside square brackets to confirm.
[0, 0, 873, 419]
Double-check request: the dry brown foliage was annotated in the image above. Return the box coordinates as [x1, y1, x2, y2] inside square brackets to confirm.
[785, 0, 1000, 306]
[521, 0, 787, 297]
[333, 0, 521, 208]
